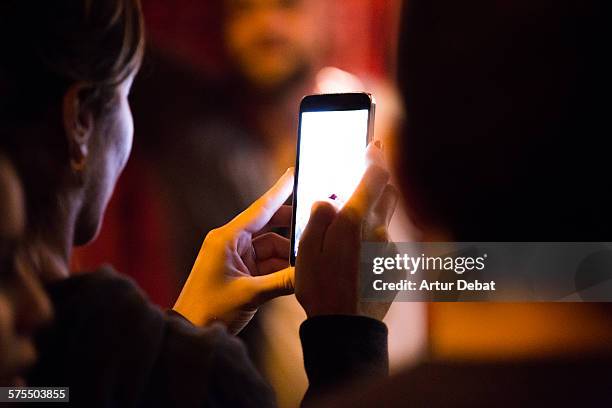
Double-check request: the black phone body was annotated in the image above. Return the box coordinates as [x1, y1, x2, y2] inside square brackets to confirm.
[290, 92, 375, 266]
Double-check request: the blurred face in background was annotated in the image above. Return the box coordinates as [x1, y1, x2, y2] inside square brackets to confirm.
[0, 159, 51, 385]
[224, 0, 330, 93]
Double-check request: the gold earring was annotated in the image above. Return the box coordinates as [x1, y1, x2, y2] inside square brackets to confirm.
[70, 157, 86, 172]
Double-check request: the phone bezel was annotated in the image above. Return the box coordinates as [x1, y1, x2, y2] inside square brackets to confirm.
[289, 92, 374, 266]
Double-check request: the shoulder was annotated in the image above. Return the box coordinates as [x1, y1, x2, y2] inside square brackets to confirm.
[31, 267, 166, 403]
[48, 265, 141, 294]
[47, 266, 160, 323]
[43, 266, 166, 358]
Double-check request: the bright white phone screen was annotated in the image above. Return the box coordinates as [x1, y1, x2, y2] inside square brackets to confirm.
[293, 109, 369, 258]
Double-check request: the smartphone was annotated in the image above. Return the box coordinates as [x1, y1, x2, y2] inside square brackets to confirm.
[290, 92, 375, 266]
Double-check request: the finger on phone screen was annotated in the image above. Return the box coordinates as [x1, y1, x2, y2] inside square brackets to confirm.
[229, 168, 294, 233]
[297, 201, 337, 258]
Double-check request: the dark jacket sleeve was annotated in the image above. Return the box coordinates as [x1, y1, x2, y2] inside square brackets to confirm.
[299, 315, 389, 406]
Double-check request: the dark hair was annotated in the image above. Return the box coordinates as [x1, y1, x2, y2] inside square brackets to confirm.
[1, 0, 144, 122]
[0, 0, 144, 224]
[396, 0, 609, 241]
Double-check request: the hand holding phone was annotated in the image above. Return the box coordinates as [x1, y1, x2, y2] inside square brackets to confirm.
[290, 92, 398, 319]
[294, 147, 396, 318]
[174, 170, 295, 334]
[290, 93, 375, 265]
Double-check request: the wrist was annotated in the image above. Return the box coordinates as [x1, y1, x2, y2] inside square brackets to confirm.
[304, 302, 359, 318]
[173, 296, 211, 327]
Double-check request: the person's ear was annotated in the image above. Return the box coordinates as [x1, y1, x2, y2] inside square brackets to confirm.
[62, 83, 95, 174]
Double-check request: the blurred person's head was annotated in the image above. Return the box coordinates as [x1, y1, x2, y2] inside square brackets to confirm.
[223, 0, 331, 95]
[0, 157, 52, 385]
[394, 0, 610, 358]
[395, 0, 608, 242]
[0, 0, 144, 257]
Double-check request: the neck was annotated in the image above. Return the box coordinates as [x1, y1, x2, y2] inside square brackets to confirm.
[27, 193, 77, 281]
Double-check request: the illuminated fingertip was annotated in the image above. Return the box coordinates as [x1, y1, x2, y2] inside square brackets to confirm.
[311, 200, 337, 216]
[310, 201, 323, 214]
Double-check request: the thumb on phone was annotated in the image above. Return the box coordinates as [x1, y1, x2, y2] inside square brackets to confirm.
[298, 201, 337, 258]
